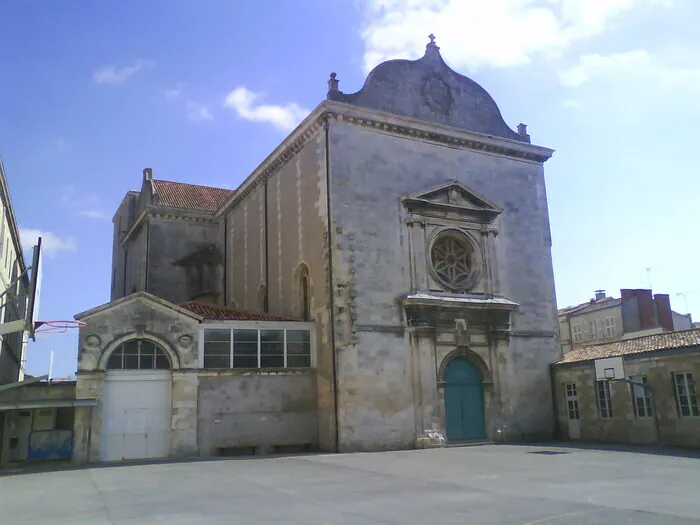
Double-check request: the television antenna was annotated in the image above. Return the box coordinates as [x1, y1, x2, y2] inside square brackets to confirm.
[676, 291, 696, 314]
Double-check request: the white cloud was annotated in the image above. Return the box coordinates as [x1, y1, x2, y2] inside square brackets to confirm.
[562, 99, 584, 109]
[186, 101, 214, 122]
[223, 87, 309, 132]
[164, 84, 183, 101]
[559, 50, 700, 88]
[19, 228, 77, 258]
[93, 60, 153, 84]
[61, 186, 109, 220]
[360, 0, 673, 72]
[78, 210, 111, 220]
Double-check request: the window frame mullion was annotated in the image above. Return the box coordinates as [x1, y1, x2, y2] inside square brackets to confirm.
[230, 328, 234, 369]
[283, 329, 287, 368]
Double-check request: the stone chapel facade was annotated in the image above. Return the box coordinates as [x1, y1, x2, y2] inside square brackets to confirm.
[72, 37, 559, 462]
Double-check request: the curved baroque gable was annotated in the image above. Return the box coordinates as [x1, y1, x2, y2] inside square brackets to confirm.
[328, 38, 526, 142]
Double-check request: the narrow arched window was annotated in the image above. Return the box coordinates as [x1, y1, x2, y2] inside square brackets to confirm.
[106, 339, 170, 370]
[299, 266, 311, 322]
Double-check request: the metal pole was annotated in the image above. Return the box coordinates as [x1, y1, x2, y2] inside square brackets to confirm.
[86, 406, 93, 464]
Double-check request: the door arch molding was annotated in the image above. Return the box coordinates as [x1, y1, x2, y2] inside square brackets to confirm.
[439, 348, 492, 385]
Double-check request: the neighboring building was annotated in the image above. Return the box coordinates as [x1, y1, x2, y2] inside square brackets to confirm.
[552, 328, 700, 448]
[0, 159, 29, 385]
[559, 289, 693, 354]
[71, 36, 560, 463]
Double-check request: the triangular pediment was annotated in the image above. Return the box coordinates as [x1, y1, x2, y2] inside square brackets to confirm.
[74, 291, 203, 322]
[402, 181, 502, 217]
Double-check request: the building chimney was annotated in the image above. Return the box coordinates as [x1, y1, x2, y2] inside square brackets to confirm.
[654, 294, 674, 331]
[595, 290, 606, 301]
[621, 289, 635, 302]
[637, 289, 656, 329]
[143, 167, 153, 182]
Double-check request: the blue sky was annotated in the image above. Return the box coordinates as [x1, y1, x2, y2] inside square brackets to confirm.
[2, 0, 698, 378]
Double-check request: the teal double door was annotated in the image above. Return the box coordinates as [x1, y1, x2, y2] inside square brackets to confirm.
[444, 358, 486, 442]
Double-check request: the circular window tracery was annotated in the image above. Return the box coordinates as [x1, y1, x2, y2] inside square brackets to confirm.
[430, 230, 475, 291]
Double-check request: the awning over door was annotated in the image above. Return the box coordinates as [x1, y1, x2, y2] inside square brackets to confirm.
[0, 399, 97, 411]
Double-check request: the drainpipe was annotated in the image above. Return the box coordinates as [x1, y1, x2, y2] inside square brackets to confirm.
[223, 216, 228, 305]
[263, 183, 270, 313]
[324, 117, 340, 453]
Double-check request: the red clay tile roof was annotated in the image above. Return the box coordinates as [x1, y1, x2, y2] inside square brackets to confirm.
[179, 302, 302, 322]
[151, 180, 233, 212]
[555, 328, 700, 365]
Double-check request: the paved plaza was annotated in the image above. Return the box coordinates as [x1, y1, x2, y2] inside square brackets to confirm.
[1, 444, 699, 524]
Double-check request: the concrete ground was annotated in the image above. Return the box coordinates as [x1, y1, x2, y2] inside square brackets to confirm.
[1, 444, 700, 524]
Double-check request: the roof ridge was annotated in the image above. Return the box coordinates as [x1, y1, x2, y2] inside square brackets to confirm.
[152, 179, 233, 192]
[579, 327, 700, 348]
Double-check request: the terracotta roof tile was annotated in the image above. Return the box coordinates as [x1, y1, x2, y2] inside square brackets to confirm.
[151, 180, 233, 212]
[179, 302, 301, 322]
[555, 328, 700, 365]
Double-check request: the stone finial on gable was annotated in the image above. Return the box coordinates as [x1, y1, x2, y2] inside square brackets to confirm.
[426, 33, 440, 54]
[327, 72, 340, 98]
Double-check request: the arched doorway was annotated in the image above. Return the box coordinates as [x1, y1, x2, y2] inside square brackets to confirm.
[443, 358, 486, 441]
[101, 339, 172, 461]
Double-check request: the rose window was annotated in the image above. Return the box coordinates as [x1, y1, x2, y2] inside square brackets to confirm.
[430, 231, 473, 291]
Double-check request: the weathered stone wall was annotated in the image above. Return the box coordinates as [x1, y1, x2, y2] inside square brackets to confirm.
[553, 351, 700, 447]
[147, 217, 222, 304]
[197, 370, 317, 455]
[111, 193, 138, 300]
[225, 134, 337, 451]
[122, 223, 148, 297]
[328, 119, 560, 449]
[228, 186, 265, 311]
[73, 296, 201, 462]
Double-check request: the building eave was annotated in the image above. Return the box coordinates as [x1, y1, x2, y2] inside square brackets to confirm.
[120, 206, 216, 246]
[403, 292, 520, 311]
[74, 291, 204, 322]
[0, 157, 28, 275]
[214, 100, 554, 220]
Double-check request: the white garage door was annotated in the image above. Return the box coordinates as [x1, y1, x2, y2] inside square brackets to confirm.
[101, 371, 172, 462]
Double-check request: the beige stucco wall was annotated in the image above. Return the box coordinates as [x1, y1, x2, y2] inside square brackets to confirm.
[553, 350, 700, 447]
[559, 305, 624, 354]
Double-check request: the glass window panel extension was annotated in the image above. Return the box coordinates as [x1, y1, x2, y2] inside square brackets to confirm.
[203, 327, 312, 370]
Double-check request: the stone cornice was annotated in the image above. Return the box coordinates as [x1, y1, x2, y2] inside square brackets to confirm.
[213, 100, 554, 220]
[120, 206, 216, 246]
[326, 102, 554, 164]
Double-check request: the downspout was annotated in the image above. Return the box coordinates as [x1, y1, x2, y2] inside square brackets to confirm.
[223, 215, 228, 305]
[263, 182, 270, 313]
[144, 220, 150, 293]
[324, 117, 340, 453]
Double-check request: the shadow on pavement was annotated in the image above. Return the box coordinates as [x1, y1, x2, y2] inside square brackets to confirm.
[510, 440, 700, 460]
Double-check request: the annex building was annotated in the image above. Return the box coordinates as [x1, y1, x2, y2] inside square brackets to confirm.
[70, 37, 561, 462]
